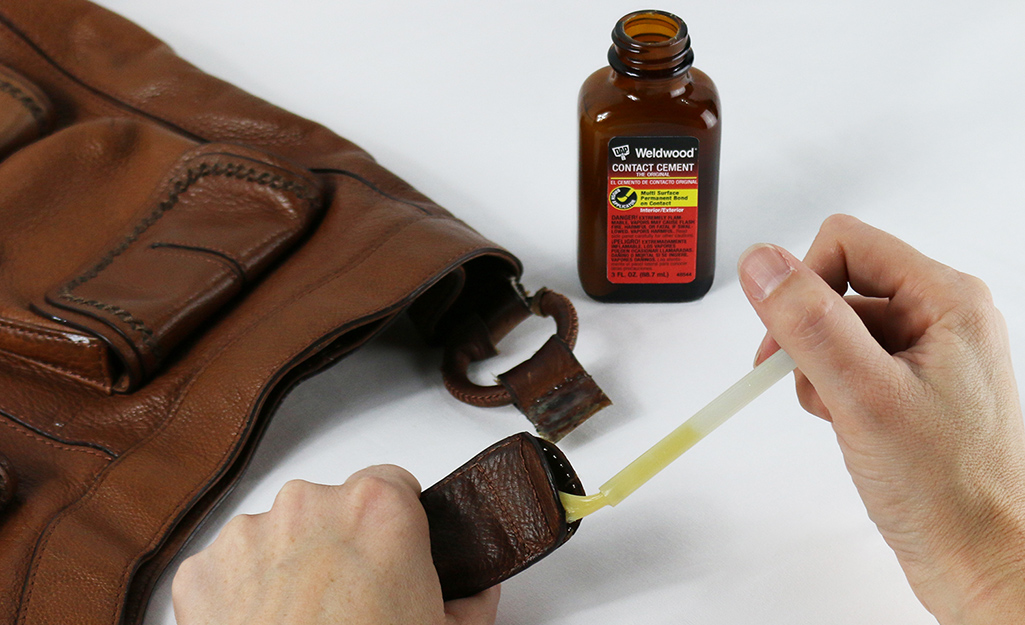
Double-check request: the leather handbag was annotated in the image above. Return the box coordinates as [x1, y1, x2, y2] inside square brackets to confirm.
[0, 2, 607, 623]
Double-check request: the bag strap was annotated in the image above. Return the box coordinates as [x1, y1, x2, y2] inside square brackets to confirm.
[422, 432, 584, 600]
[442, 287, 610, 442]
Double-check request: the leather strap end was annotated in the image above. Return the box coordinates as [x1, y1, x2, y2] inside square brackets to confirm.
[422, 433, 584, 601]
[498, 336, 612, 442]
[440, 286, 611, 440]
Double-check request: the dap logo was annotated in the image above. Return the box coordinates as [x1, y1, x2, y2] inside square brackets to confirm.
[609, 186, 638, 210]
[612, 144, 630, 161]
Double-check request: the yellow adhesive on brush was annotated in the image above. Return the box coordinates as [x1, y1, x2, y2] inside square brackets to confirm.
[561, 349, 796, 523]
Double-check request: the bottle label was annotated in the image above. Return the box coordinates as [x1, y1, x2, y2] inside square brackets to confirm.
[606, 136, 699, 284]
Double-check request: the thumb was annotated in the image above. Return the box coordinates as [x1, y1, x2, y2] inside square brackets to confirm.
[737, 244, 897, 411]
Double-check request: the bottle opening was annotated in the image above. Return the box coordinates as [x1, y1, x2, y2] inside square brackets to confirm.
[609, 10, 693, 79]
[622, 12, 681, 44]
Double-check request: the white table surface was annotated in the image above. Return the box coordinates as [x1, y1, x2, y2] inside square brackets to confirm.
[88, 1, 1025, 623]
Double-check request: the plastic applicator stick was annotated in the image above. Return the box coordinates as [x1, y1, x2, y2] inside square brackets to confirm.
[561, 349, 797, 522]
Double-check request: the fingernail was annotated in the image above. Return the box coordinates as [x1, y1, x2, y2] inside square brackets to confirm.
[738, 244, 795, 301]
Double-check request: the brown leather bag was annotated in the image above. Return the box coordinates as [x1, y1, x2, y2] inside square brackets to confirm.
[0, 2, 607, 623]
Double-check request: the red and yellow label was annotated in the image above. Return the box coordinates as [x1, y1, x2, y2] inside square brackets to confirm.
[607, 136, 699, 284]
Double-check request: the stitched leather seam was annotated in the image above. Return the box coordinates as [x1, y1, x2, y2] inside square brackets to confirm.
[0, 317, 94, 346]
[57, 160, 318, 358]
[0, 318, 109, 383]
[0, 414, 113, 460]
[443, 375, 511, 407]
[55, 292, 157, 351]
[0, 76, 44, 120]
[0, 347, 108, 390]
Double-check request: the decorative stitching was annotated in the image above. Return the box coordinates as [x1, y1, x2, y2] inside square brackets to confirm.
[443, 373, 512, 407]
[56, 291, 157, 350]
[56, 159, 318, 358]
[0, 342, 109, 390]
[0, 318, 109, 385]
[0, 317, 94, 346]
[0, 76, 45, 120]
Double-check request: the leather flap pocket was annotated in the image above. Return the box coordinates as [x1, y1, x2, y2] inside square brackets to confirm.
[0, 118, 322, 392]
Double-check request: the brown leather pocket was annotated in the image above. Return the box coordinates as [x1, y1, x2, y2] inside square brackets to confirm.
[0, 64, 52, 160]
[0, 118, 322, 392]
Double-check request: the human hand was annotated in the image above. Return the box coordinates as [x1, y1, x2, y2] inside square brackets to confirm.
[171, 465, 500, 625]
[737, 215, 1025, 624]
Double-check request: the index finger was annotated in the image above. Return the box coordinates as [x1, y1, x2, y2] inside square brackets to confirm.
[804, 214, 964, 330]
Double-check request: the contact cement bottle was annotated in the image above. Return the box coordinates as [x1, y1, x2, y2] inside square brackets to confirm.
[578, 10, 721, 302]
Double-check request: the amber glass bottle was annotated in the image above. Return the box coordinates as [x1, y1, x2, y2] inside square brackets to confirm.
[578, 10, 721, 302]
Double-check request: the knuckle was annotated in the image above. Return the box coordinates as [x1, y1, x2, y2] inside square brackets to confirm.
[346, 475, 403, 509]
[273, 479, 319, 510]
[341, 475, 417, 530]
[820, 213, 858, 236]
[948, 272, 1000, 345]
[956, 272, 993, 306]
[789, 295, 838, 353]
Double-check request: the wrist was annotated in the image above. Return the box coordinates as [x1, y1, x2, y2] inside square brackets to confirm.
[924, 489, 1025, 624]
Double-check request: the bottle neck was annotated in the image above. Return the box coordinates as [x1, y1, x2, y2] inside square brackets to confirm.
[608, 10, 694, 80]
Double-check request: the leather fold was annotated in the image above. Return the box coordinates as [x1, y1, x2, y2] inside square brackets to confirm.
[422, 433, 584, 601]
[0, 453, 15, 511]
[0, 63, 52, 159]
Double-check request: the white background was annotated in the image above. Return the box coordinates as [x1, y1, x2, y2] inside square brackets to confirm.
[88, 1, 1025, 623]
